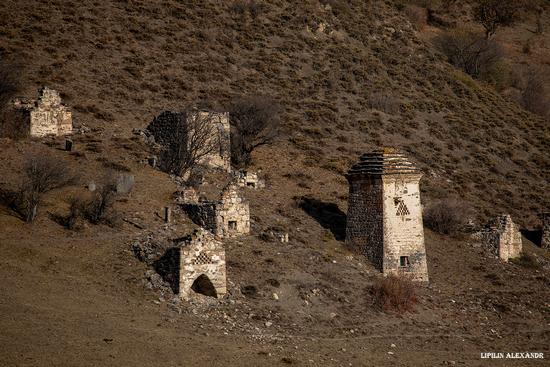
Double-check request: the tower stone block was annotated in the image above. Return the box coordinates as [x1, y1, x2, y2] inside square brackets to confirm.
[475, 214, 522, 261]
[345, 148, 428, 282]
[178, 228, 227, 300]
[541, 212, 550, 250]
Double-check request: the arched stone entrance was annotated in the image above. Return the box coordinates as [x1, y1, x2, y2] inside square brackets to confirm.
[191, 274, 217, 298]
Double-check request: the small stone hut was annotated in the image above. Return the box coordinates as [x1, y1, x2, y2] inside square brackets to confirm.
[345, 148, 428, 282]
[178, 228, 226, 300]
[14, 87, 72, 137]
[184, 184, 250, 238]
[146, 110, 231, 172]
[475, 214, 522, 261]
[540, 212, 550, 250]
[233, 170, 265, 189]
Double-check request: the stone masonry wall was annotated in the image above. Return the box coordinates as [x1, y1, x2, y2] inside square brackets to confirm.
[541, 212, 550, 250]
[16, 87, 72, 137]
[476, 214, 522, 261]
[215, 184, 250, 238]
[182, 185, 250, 238]
[345, 176, 384, 270]
[381, 175, 428, 282]
[146, 110, 231, 172]
[178, 228, 226, 300]
[233, 170, 265, 189]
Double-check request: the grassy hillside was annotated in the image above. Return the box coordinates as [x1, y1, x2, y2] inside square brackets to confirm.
[0, 1, 549, 366]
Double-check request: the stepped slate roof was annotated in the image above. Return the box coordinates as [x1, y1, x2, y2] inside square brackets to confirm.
[346, 148, 421, 177]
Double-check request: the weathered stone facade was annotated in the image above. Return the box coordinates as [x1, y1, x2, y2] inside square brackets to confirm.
[541, 212, 550, 250]
[14, 87, 72, 137]
[233, 170, 265, 189]
[184, 184, 250, 238]
[178, 228, 226, 300]
[474, 214, 522, 261]
[146, 110, 231, 172]
[345, 148, 428, 282]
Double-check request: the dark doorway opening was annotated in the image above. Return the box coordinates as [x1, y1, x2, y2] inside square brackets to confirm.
[228, 220, 237, 230]
[191, 274, 217, 298]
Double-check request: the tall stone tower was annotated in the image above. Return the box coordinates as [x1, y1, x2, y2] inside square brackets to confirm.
[345, 148, 428, 282]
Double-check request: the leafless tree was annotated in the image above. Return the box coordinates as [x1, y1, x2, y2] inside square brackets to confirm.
[16, 154, 75, 222]
[434, 29, 503, 79]
[473, 0, 521, 39]
[228, 96, 280, 168]
[160, 110, 218, 177]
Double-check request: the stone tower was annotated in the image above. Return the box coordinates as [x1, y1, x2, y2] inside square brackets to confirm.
[178, 228, 227, 300]
[541, 212, 550, 249]
[345, 148, 428, 282]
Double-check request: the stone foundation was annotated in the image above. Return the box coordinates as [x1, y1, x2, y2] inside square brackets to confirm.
[346, 148, 428, 282]
[14, 87, 72, 137]
[178, 228, 226, 300]
[474, 214, 522, 261]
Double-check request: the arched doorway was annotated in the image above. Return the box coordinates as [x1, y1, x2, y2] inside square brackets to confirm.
[191, 274, 217, 298]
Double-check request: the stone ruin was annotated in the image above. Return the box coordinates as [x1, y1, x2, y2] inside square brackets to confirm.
[178, 228, 227, 300]
[345, 148, 429, 282]
[146, 110, 231, 172]
[233, 170, 265, 189]
[183, 184, 250, 238]
[540, 212, 550, 250]
[473, 214, 522, 261]
[14, 87, 72, 137]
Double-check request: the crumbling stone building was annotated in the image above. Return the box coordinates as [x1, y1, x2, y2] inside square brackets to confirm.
[474, 214, 522, 261]
[184, 184, 250, 238]
[146, 110, 231, 172]
[345, 148, 428, 282]
[178, 228, 226, 300]
[14, 87, 72, 137]
[541, 212, 550, 250]
[233, 170, 265, 189]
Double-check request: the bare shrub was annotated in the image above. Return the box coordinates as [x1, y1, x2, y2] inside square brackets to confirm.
[230, 0, 264, 18]
[521, 70, 550, 118]
[423, 198, 472, 235]
[160, 110, 219, 177]
[79, 174, 118, 225]
[228, 96, 280, 168]
[473, 0, 521, 39]
[405, 5, 428, 30]
[16, 154, 75, 222]
[367, 92, 400, 114]
[371, 275, 417, 313]
[434, 29, 504, 80]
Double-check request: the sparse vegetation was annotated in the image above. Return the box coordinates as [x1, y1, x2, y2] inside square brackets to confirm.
[423, 198, 472, 235]
[15, 154, 75, 222]
[371, 275, 417, 313]
[521, 70, 550, 118]
[228, 96, 280, 168]
[473, 0, 521, 39]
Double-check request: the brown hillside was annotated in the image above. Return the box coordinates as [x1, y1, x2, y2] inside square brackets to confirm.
[0, 1, 549, 366]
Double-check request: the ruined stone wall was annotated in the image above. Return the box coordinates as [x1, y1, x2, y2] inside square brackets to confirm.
[541, 212, 550, 249]
[381, 175, 428, 282]
[146, 111, 186, 146]
[178, 229, 226, 300]
[146, 110, 230, 172]
[183, 202, 218, 234]
[233, 170, 265, 189]
[345, 176, 384, 270]
[193, 111, 231, 172]
[215, 184, 250, 237]
[17, 87, 72, 137]
[477, 215, 522, 261]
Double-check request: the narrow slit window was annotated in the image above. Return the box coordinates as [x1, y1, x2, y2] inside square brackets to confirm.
[228, 220, 237, 230]
[400, 256, 410, 267]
